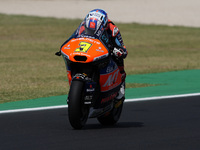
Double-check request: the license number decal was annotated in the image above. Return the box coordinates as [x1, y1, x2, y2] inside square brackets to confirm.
[75, 42, 92, 53]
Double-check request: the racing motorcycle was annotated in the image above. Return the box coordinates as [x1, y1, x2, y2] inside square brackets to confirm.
[60, 30, 125, 129]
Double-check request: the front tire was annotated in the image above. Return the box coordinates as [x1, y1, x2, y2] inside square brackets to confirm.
[68, 80, 89, 129]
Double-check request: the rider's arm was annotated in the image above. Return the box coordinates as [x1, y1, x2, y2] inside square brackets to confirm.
[108, 20, 127, 59]
[114, 32, 127, 59]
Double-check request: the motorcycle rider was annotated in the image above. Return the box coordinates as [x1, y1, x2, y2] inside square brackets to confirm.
[56, 9, 127, 99]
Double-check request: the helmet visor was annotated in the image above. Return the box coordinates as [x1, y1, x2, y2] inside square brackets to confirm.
[85, 26, 96, 36]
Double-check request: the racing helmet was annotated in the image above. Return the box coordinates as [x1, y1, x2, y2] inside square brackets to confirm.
[84, 9, 108, 35]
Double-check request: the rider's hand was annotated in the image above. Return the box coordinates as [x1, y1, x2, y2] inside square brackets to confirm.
[113, 47, 124, 58]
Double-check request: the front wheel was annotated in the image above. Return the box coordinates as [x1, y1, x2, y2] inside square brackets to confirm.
[68, 80, 89, 129]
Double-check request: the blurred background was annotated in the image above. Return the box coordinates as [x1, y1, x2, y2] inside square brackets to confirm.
[0, 0, 200, 27]
[0, 0, 200, 103]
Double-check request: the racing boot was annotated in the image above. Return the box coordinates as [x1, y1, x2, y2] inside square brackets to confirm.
[115, 81, 125, 100]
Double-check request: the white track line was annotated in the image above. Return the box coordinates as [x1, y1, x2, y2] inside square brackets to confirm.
[125, 93, 200, 102]
[0, 105, 68, 114]
[0, 93, 200, 114]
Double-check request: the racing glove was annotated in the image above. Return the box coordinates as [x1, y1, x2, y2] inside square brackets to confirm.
[113, 47, 124, 58]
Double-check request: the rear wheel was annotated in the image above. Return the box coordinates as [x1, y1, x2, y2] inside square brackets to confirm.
[97, 98, 124, 126]
[68, 80, 89, 129]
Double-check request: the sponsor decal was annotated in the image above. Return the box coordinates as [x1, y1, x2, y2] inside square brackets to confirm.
[101, 92, 118, 103]
[96, 30, 102, 37]
[77, 35, 95, 39]
[89, 22, 96, 29]
[103, 70, 119, 87]
[101, 34, 109, 43]
[85, 95, 93, 101]
[113, 27, 119, 37]
[96, 47, 104, 52]
[64, 44, 71, 49]
[71, 38, 100, 44]
[106, 65, 115, 73]
[86, 88, 95, 92]
[90, 12, 105, 19]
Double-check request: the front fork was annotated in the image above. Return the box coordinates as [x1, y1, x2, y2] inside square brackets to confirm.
[67, 73, 97, 106]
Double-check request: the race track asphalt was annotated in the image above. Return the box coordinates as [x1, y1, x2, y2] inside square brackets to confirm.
[1, 95, 200, 150]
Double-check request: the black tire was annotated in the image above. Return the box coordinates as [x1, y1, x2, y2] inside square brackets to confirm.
[97, 100, 124, 126]
[68, 80, 89, 129]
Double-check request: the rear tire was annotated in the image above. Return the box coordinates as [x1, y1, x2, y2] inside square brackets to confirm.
[68, 80, 89, 129]
[97, 99, 124, 126]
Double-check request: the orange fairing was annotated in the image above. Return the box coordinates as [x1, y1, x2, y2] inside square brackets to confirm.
[100, 69, 122, 92]
[67, 70, 72, 85]
[61, 38, 109, 63]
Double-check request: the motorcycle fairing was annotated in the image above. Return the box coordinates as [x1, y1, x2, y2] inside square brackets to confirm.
[93, 59, 122, 108]
[61, 38, 109, 63]
[99, 59, 122, 92]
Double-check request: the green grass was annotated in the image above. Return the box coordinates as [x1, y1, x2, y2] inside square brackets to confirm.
[0, 13, 200, 103]
[119, 23, 200, 74]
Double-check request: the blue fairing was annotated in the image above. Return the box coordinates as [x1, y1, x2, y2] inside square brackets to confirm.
[100, 58, 118, 75]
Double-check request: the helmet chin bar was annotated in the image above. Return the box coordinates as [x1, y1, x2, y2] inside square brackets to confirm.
[85, 26, 96, 36]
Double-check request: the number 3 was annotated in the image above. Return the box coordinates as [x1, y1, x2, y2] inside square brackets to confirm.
[75, 42, 92, 53]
